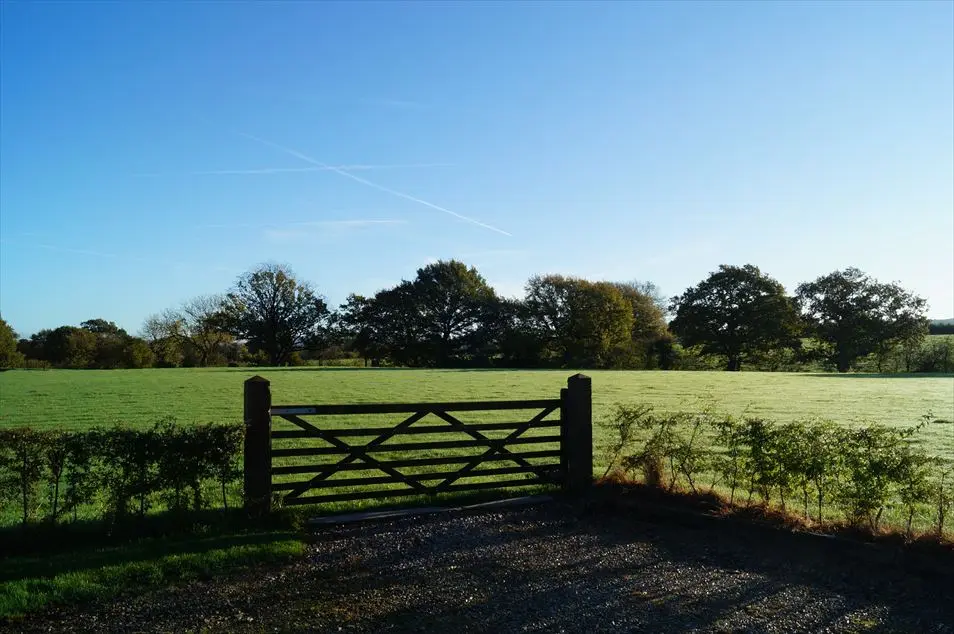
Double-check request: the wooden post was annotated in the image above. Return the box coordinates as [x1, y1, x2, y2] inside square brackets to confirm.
[560, 387, 569, 490]
[563, 373, 593, 495]
[244, 376, 272, 515]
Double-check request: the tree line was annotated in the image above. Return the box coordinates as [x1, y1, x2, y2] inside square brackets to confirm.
[0, 261, 946, 373]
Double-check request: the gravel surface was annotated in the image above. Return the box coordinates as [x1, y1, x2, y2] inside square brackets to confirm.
[15, 502, 954, 633]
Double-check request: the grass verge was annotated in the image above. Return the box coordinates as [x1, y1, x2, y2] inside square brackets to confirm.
[0, 530, 303, 621]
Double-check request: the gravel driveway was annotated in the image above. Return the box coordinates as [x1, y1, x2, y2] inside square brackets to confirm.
[18, 501, 954, 633]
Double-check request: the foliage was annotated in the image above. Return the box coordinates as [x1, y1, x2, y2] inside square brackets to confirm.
[6, 260, 943, 373]
[522, 275, 634, 368]
[609, 405, 950, 535]
[929, 321, 954, 335]
[16, 321, 153, 370]
[142, 296, 233, 367]
[613, 407, 712, 493]
[0, 422, 243, 527]
[0, 317, 25, 368]
[339, 260, 507, 367]
[669, 264, 802, 371]
[221, 263, 331, 366]
[796, 268, 929, 372]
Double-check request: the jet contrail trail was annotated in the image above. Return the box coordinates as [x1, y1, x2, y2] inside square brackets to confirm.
[237, 132, 513, 237]
[134, 164, 452, 177]
[191, 163, 451, 175]
[1, 236, 188, 269]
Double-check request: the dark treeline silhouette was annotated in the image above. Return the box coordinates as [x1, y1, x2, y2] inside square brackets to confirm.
[1, 261, 948, 373]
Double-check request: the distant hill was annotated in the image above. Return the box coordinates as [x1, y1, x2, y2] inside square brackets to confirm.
[932, 319, 954, 326]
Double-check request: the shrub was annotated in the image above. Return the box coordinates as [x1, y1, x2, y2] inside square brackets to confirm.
[0, 428, 48, 524]
[0, 421, 244, 527]
[611, 406, 712, 493]
[611, 404, 948, 537]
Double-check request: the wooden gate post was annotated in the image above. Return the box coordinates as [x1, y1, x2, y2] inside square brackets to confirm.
[244, 376, 272, 515]
[563, 373, 593, 494]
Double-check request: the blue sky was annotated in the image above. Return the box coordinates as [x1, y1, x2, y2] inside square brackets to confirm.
[1, 1, 952, 337]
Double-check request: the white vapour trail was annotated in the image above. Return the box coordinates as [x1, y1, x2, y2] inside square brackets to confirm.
[0, 237, 206, 270]
[196, 219, 406, 230]
[134, 164, 452, 177]
[237, 132, 512, 237]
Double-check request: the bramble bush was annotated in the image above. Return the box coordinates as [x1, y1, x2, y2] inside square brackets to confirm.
[0, 421, 243, 527]
[605, 405, 953, 538]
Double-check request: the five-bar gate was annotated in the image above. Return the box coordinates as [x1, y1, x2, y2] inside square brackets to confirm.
[243, 374, 592, 514]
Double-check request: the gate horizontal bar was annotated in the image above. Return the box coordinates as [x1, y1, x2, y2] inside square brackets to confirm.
[282, 478, 553, 506]
[270, 450, 563, 475]
[271, 435, 562, 458]
[271, 420, 560, 439]
[270, 399, 561, 416]
[273, 464, 562, 491]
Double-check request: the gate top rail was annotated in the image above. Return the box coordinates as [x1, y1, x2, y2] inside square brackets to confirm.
[270, 399, 561, 417]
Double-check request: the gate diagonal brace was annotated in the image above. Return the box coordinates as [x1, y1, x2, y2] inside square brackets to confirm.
[433, 406, 558, 493]
[280, 411, 430, 501]
[431, 408, 555, 474]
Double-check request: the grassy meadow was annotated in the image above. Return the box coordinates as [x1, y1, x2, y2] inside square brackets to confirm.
[1, 367, 953, 617]
[1, 367, 953, 459]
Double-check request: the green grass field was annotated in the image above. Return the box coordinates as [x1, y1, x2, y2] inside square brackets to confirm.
[2, 367, 953, 458]
[1, 368, 952, 618]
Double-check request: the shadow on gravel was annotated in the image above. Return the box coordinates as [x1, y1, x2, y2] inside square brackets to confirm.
[289, 507, 954, 632]
[12, 504, 954, 633]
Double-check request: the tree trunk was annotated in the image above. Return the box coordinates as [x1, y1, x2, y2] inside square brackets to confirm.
[726, 357, 741, 372]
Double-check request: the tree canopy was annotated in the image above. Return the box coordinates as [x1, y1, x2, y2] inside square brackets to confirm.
[796, 268, 928, 372]
[0, 317, 24, 368]
[220, 263, 331, 366]
[144, 296, 233, 367]
[668, 264, 801, 371]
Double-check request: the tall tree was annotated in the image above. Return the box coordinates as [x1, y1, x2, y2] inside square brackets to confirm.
[221, 263, 330, 365]
[340, 261, 502, 367]
[80, 319, 128, 369]
[610, 281, 670, 367]
[26, 326, 98, 368]
[0, 317, 24, 368]
[143, 296, 233, 367]
[141, 315, 184, 367]
[524, 275, 634, 368]
[409, 260, 501, 366]
[796, 268, 928, 372]
[668, 264, 801, 371]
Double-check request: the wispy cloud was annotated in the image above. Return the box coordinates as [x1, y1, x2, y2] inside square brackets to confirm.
[135, 164, 452, 177]
[237, 132, 513, 237]
[8, 241, 121, 260]
[457, 249, 529, 259]
[360, 98, 429, 110]
[196, 219, 406, 231]
[263, 228, 310, 243]
[1, 236, 182, 269]
[257, 219, 406, 244]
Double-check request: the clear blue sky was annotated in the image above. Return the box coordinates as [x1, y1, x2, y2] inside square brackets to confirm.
[1, 1, 952, 337]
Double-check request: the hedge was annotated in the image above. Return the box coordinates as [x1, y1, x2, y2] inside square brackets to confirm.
[0, 420, 243, 527]
[605, 407, 954, 537]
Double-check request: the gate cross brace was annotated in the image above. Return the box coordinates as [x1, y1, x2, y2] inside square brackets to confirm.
[279, 411, 429, 500]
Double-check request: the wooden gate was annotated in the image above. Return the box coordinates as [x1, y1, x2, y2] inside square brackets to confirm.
[243, 374, 592, 514]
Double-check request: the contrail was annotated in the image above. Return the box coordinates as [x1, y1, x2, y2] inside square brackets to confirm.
[134, 163, 452, 177]
[193, 164, 450, 175]
[195, 219, 406, 230]
[237, 132, 513, 237]
[1, 236, 189, 269]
